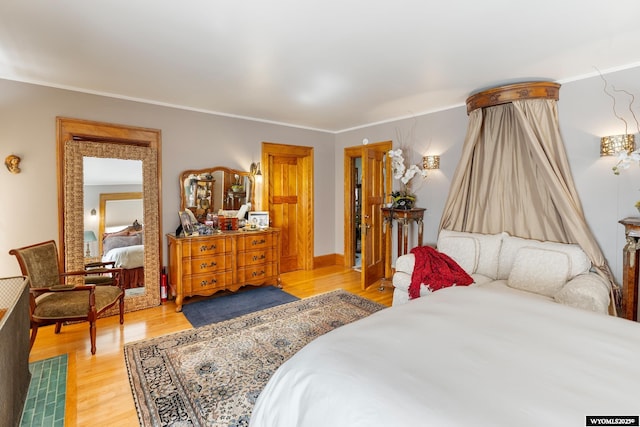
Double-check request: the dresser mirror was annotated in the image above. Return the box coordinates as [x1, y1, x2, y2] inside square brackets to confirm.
[57, 117, 162, 312]
[180, 167, 254, 222]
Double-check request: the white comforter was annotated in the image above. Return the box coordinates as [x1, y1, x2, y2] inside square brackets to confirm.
[102, 244, 144, 269]
[250, 286, 640, 427]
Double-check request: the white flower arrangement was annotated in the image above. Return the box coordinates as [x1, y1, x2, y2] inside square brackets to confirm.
[388, 148, 428, 196]
[613, 149, 640, 175]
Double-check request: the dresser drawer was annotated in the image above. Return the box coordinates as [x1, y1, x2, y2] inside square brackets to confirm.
[188, 271, 232, 292]
[182, 236, 231, 258]
[182, 254, 231, 275]
[237, 263, 274, 285]
[237, 248, 273, 267]
[237, 233, 273, 251]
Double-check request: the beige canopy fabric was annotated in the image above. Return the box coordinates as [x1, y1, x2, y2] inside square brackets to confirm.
[439, 98, 616, 291]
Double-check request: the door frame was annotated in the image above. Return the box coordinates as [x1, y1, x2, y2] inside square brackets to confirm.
[343, 141, 392, 277]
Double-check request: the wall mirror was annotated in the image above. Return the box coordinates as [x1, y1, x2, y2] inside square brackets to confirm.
[57, 117, 162, 312]
[180, 167, 253, 221]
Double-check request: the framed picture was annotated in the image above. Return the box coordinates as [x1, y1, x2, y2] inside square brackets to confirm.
[178, 210, 198, 236]
[248, 211, 269, 229]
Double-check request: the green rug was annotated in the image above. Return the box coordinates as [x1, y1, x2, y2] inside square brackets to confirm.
[21, 354, 67, 427]
[124, 290, 385, 426]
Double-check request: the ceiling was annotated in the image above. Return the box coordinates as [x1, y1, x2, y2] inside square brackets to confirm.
[2, 1, 640, 133]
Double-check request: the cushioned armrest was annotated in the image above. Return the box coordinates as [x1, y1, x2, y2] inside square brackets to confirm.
[395, 254, 415, 275]
[554, 273, 610, 314]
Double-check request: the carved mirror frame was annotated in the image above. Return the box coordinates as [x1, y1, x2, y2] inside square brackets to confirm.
[56, 117, 162, 311]
[179, 166, 254, 218]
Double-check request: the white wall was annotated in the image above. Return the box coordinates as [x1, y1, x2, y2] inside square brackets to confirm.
[0, 79, 334, 276]
[335, 65, 640, 286]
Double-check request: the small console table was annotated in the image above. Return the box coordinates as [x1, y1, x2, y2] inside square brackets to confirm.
[619, 217, 640, 321]
[381, 207, 426, 279]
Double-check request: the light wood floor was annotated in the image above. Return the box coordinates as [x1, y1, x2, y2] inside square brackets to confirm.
[28, 265, 393, 427]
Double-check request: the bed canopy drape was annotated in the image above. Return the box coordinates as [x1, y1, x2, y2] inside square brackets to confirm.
[439, 82, 616, 295]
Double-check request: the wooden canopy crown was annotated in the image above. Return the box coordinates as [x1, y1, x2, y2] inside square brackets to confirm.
[466, 82, 560, 114]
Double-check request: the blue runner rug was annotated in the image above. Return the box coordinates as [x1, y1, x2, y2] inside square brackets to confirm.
[181, 286, 299, 327]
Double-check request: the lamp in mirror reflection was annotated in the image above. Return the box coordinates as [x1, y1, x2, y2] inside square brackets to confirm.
[83, 230, 97, 257]
[422, 155, 440, 170]
[600, 134, 635, 156]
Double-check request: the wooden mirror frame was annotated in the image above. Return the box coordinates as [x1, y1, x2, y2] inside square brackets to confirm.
[179, 166, 254, 219]
[98, 192, 143, 256]
[57, 117, 162, 312]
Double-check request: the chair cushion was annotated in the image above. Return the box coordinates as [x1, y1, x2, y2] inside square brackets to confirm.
[33, 286, 122, 320]
[498, 235, 591, 280]
[507, 247, 571, 297]
[438, 230, 503, 279]
[436, 234, 479, 274]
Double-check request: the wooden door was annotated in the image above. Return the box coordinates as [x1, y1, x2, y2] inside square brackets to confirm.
[361, 146, 388, 289]
[344, 141, 391, 289]
[262, 143, 313, 273]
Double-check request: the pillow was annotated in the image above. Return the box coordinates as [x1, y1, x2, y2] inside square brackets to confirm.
[438, 230, 503, 279]
[436, 235, 478, 274]
[103, 234, 142, 254]
[507, 247, 570, 297]
[498, 234, 591, 280]
[554, 273, 610, 314]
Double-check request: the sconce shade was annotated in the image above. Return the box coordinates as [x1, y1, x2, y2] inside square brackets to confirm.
[90, 208, 97, 216]
[250, 162, 262, 176]
[600, 134, 635, 156]
[84, 231, 97, 242]
[422, 155, 440, 170]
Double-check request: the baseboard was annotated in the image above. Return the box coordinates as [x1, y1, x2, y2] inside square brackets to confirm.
[313, 253, 342, 268]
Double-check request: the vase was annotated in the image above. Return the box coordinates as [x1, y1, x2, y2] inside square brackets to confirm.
[392, 195, 416, 210]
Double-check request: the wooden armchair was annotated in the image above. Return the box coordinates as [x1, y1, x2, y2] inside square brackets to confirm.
[9, 240, 124, 355]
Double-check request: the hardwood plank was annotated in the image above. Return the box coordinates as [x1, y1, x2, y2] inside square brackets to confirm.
[28, 266, 393, 426]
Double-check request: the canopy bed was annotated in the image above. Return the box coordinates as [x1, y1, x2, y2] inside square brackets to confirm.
[250, 82, 640, 425]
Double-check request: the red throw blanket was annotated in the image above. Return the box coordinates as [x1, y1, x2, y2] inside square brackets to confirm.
[409, 246, 474, 299]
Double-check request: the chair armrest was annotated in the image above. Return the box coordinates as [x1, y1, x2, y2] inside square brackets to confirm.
[554, 273, 610, 314]
[85, 261, 115, 269]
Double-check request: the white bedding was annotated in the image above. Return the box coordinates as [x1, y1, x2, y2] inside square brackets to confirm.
[250, 286, 640, 427]
[102, 244, 144, 269]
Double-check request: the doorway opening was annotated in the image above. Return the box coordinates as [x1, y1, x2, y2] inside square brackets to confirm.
[344, 141, 392, 289]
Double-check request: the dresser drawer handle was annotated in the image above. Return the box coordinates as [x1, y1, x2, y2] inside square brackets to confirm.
[200, 244, 217, 251]
[200, 278, 217, 286]
[252, 254, 266, 261]
[200, 261, 217, 269]
[251, 239, 266, 246]
[251, 270, 265, 277]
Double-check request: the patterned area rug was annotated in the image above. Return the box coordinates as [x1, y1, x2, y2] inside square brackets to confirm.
[125, 290, 385, 427]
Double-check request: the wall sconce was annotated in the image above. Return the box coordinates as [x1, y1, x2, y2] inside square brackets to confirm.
[4, 154, 21, 174]
[600, 134, 635, 156]
[422, 155, 440, 170]
[90, 208, 97, 216]
[250, 162, 262, 176]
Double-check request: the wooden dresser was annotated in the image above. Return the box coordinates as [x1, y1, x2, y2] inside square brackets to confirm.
[167, 228, 281, 312]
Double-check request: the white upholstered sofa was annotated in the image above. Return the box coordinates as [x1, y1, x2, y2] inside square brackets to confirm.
[392, 229, 611, 314]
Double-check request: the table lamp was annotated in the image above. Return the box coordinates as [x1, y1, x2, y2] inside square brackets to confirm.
[84, 231, 97, 257]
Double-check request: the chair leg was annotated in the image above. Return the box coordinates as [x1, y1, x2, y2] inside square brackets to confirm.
[29, 323, 38, 351]
[89, 321, 96, 355]
[119, 294, 124, 325]
[54, 321, 62, 334]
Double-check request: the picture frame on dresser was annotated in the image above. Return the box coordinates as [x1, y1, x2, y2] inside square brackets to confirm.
[248, 211, 269, 229]
[178, 210, 197, 236]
